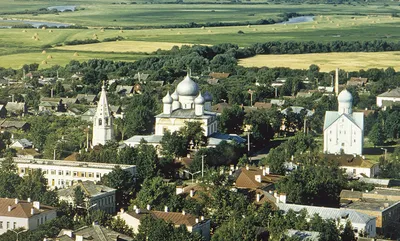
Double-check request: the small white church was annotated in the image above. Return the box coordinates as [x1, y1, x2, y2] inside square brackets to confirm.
[323, 89, 364, 155]
[92, 83, 114, 146]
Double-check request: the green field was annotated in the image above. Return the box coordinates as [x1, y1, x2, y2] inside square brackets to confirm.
[1, 0, 400, 69]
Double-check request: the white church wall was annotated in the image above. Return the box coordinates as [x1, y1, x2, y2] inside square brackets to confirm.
[324, 116, 362, 155]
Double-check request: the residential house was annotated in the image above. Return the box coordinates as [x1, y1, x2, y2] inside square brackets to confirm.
[209, 72, 230, 79]
[71, 73, 83, 81]
[58, 181, 116, 214]
[118, 207, 211, 241]
[271, 78, 286, 88]
[5, 102, 27, 116]
[0, 198, 57, 234]
[10, 139, 33, 149]
[39, 98, 79, 112]
[49, 223, 133, 241]
[134, 72, 150, 83]
[270, 99, 285, 107]
[277, 203, 376, 238]
[286, 230, 320, 241]
[212, 102, 232, 114]
[324, 154, 379, 178]
[232, 166, 282, 191]
[0, 120, 30, 132]
[347, 77, 368, 87]
[5, 157, 135, 189]
[253, 102, 273, 110]
[115, 85, 134, 96]
[340, 188, 400, 235]
[376, 87, 400, 109]
[76, 94, 97, 104]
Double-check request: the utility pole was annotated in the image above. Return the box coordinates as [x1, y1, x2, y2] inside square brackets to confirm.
[248, 89, 254, 107]
[201, 154, 207, 178]
[247, 132, 252, 153]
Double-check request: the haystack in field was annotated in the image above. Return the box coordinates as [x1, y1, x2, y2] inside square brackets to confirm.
[177, 32, 181, 35]
[47, 55, 53, 59]
[73, 52, 79, 57]
[49, 30, 53, 32]
[42, 60, 47, 64]
[208, 30, 212, 33]
[22, 30, 27, 32]
[247, 25, 251, 28]
[295, 25, 298, 29]
[42, 50, 46, 54]
[119, 30, 124, 33]
[253, 28, 257, 31]
[201, 26, 205, 29]
[42, 26, 46, 30]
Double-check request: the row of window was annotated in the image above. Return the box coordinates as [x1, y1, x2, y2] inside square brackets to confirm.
[20, 168, 102, 179]
[0, 221, 16, 230]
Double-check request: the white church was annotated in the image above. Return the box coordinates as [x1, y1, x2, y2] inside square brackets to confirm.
[323, 89, 364, 155]
[92, 83, 114, 146]
[124, 74, 244, 148]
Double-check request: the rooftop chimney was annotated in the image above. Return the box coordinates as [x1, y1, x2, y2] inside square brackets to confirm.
[164, 206, 168, 212]
[190, 189, 195, 198]
[133, 205, 137, 210]
[63, 230, 73, 238]
[120, 208, 125, 214]
[230, 165, 235, 171]
[31, 208, 35, 215]
[146, 204, 151, 211]
[8, 206, 12, 212]
[256, 193, 261, 202]
[182, 210, 186, 215]
[135, 208, 140, 214]
[246, 165, 249, 170]
[27, 197, 31, 203]
[15, 198, 19, 204]
[195, 218, 199, 223]
[176, 186, 184, 195]
[229, 170, 233, 176]
[33, 201, 40, 210]
[201, 216, 204, 221]
[255, 175, 262, 183]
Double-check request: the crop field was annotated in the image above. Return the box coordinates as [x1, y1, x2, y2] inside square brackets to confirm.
[239, 51, 400, 72]
[55, 41, 201, 53]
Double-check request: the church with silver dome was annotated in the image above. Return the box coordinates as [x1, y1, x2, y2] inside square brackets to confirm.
[323, 89, 364, 155]
[155, 74, 217, 136]
[124, 75, 241, 149]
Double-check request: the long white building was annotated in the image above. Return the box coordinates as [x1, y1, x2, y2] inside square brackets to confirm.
[1, 158, 135, 189]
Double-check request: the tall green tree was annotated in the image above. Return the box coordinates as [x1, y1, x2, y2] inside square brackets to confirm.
[218, 105, 245, 134]
[100, 166, 134, 206]
[368, 123, 385, 146]
[160, 130, 187, 158]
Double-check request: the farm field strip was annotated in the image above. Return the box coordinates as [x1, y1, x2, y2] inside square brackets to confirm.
[239, 51, 400, 72]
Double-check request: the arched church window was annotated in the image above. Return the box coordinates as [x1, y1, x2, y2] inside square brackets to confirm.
[98, 118, 102, 126]
[105, 117, 109, 125]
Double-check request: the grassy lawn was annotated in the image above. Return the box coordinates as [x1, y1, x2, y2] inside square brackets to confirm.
[239, 51, 400, 72]
[0, 50, 149, 69]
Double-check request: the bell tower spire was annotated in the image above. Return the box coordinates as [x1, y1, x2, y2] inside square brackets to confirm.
[92, 81, 114, 146]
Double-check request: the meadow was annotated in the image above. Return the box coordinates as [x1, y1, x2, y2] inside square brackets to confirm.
[239, 51, 400, 71]
[2, 0, 400, 69]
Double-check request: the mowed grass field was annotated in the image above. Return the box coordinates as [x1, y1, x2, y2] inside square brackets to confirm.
[2, 13, 400, 69]
[0, 50, 148, 69]
[55, 41, 203, 53]
[2, 0, 400, 27]
[239, 51, 400, 71]
[1, 0, 400, 69]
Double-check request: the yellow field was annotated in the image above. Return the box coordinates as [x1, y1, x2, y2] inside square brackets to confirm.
[239, 51, 400, 72]
[55, 41, 197, 53]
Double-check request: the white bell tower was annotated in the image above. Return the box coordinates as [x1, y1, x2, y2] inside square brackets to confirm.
[92, 82, 114, 146]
